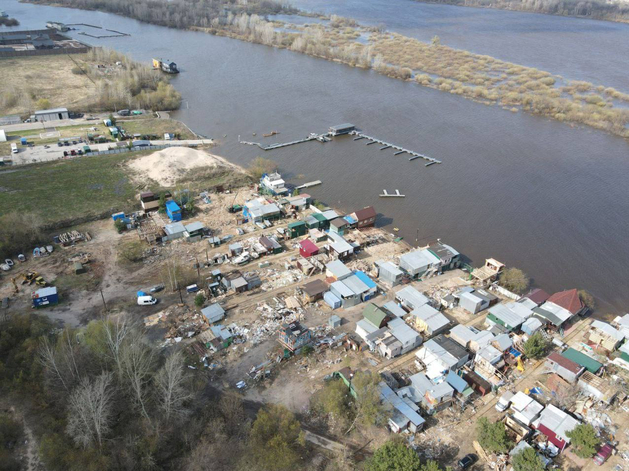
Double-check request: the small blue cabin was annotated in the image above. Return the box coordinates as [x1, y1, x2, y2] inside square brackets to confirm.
[165, 200, 182, 222]
[32, 286, 58, 308]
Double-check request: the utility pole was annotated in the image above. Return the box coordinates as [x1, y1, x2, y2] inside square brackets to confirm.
[177, 285, 184, 304]
[100, 289, 107, 312]
[195, 256, 201, 279]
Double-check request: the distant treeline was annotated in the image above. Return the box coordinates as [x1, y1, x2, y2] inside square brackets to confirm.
[413, 0, 629, 23]
[27, 0, 296, 29]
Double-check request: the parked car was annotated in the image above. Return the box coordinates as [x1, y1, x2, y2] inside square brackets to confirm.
[149, 284, 164, 293]
[458, 454, 477, 469]
[63, 151, 68, 157]
[186, 284, 200, 293]
[4, 259, 14, 267]
[137, 295, 158, 306]
[17, 254, 26, 262]
[593, 444, 613, 466]
[70, 150, 76, 156]
[0, 264, 10, 271]
[64, 141, 70, 146]
[57, 142, 63, 147]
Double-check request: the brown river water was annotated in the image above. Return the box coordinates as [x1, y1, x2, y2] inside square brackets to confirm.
[5, 0, 629, 313]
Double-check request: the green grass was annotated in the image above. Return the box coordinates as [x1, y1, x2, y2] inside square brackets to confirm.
[0, 152, 149, 224]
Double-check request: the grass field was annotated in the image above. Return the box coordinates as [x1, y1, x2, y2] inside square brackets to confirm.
[117, 117, 196, 139]
[0, 152, 141, 224]
[0, 54, 96, 116]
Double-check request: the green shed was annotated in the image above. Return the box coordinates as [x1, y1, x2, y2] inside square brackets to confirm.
[287, 221, 307, 239]
[561, 348, 602, 374]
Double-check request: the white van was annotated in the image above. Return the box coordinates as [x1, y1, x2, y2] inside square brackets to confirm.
[495, 391, 515, 412]
[137, 295, 158, 306]
[11, 143, 18, 154]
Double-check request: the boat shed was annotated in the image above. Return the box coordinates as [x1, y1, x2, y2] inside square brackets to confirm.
[561, 348, 602, 374]
[302, 279, 329, 303]
[330, 280, 360, 308]
[375, 260, 404, 287]
[325, 260, 352, 281]
[399, 249, 439, 278]
[382, 301, 407, 319]
[201, 303, 225, 324]
[388, 318, 422, 354]
[545, 352, 584, 383]
[379, 382, 426, 433]
[324, 291, 341, 309]
[395, 286, 429, 312]
[299, 239, 319, 258]
[343, 273, 370, 296]
[354, 271, 378, 300]
[163, 222, 186, 241]
[407, 304, 449, 336]
[449, 324, 479, 349]
[535, 404, 580, 451]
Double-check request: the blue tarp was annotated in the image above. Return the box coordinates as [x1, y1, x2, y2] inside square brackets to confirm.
[137, 291, 147, 297]
[508, 347, 522, 358]
[354, 271, 377, 290]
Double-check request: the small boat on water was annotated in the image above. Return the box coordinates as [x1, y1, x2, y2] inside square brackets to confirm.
[263, 131, 279, 137]
[380, 189, 405, 198]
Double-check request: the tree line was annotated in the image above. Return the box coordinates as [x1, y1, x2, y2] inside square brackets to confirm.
[0, 312, 312, 470]
[413, 0, 629, 23]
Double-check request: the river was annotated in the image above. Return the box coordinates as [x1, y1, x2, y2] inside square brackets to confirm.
[3, 0, 629, 313]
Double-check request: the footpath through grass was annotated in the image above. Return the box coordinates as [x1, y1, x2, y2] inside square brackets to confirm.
[0, 153, 142, 225]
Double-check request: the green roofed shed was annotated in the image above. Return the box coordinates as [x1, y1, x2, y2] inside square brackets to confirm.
[362, 303, 388, 329]
[561, 348, 602, 374]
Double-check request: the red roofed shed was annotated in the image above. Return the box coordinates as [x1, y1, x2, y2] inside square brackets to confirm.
[547, 289, 585, 315]
[299, 239, 319, 258]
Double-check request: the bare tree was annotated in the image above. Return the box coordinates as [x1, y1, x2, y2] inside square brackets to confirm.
[121, 340, 155, 421]
[38, 330, 83, 392]
[103, 315, 132, 377]
[66, 372, 114, 448]
[155, 351, 191, 422]
[38, 336, 70, 393]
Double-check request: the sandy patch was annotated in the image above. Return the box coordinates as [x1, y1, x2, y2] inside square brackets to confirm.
[127, 146, 242, 186]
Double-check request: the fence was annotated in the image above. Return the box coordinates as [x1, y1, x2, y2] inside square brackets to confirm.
[0, 46, 91, 58]
[85, 144, 172, 157]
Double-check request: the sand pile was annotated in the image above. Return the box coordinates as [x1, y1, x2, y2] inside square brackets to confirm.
[128, 147, 241, 186]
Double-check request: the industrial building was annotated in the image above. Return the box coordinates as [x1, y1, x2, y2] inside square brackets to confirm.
[34, 107, 69, 122]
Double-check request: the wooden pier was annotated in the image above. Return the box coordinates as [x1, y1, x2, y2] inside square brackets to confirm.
[296, 180, 322, 190]
[238, 125, 442, 166]
[379, 189, 405, 198]
[239, 134, 322, 151]
[351, 131, 441, 165]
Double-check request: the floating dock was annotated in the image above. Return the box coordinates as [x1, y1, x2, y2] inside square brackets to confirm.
[351, 131, 441, 165]
[239, 125, 441, 166]
[379, 189, 405, 198]
[296, 180, 322, 190]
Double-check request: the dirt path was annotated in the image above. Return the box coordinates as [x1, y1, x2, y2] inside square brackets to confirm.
[23, 421, 42, 471]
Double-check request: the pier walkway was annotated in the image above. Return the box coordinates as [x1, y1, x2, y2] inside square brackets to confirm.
[349, 131, 441, 165]
[239, 126, 441, 166]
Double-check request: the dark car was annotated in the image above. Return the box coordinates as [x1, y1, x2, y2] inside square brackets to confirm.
[63, 151, 68, 157]
[64, 141, 70, 146]
[70, 150, 76, 156]
[458, 454, 477, 469]
[57, 142, 63, 147]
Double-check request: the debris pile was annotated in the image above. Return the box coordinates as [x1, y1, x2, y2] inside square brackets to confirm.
[56, 230, 91, 246]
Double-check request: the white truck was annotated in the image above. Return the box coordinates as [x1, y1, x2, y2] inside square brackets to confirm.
[495, 391, 515, 412]
[11, 143, 18, 154]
